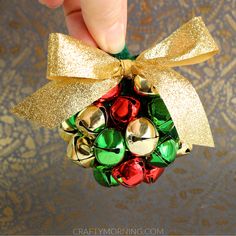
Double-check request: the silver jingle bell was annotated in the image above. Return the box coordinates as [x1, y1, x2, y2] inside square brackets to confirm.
[176, 141, 193, 157]
[59, 121, 77, 142]
[75, 104, 106, 137]
[125, 117, 159, 156]
[67, 134, 95, 168]
[134, 75, 159, 96]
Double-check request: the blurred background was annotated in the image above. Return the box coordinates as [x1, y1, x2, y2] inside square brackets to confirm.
[0, 0, 235, 234]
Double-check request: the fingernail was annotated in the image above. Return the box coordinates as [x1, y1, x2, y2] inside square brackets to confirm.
[38, 0, 61, 8]
[38, 0, 46, 4]
[103, 22, 125, 54]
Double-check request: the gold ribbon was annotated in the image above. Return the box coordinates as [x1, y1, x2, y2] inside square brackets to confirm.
[12, 17, 219, 147]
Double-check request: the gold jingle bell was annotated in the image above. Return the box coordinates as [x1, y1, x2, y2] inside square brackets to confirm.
[75, 104, 106, 137]
[176, 141, 193, 157]
[134, 75, 159, 96]
[125, 117, 159, 156]
[59, 120, 77, 142]
[67, 134, 95, 168]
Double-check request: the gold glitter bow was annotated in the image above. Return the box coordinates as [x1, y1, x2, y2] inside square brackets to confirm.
[12, 17, 219, 147]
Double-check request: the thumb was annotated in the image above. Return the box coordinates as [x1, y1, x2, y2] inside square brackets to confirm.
[80, 0, 127, 54]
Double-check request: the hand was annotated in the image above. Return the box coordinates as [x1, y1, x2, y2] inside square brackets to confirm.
[39, 0, 127, 54]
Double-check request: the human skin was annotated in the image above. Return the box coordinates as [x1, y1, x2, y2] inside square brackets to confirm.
[39, 0, 127, 54]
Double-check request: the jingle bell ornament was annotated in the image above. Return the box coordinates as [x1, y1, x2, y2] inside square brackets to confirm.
[177, 141, 193, 157]
[98, 84, 121, 102]
[125, 117, 159, 156]
[67, 134, 95, 168]
[148, 97, 174, 133]
[134, 75, 159, 96]
[12, 17, 219, 188]
[144, 164, 165, 184]
[112, 157, 145, 187]
[94, 128, 126, 166]
[110, 96, 140, 125]
[59, 120, 79, 142]
[168, 126, 179, 141]
[66, 113, 78, 129]
[150, 139, 177, 167]
[93, 165, 120, 187]
[75, 104, 106, 137]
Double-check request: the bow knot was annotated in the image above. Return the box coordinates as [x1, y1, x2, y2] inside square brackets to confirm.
[120, 59, 134, 77]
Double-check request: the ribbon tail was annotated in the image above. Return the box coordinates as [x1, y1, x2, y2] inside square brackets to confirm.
[11, 78, 121, 128]
[144, 68, 214, 147]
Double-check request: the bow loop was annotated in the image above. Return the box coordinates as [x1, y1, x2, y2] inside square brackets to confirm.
[137, 17, 219, 67]
[47, 33, 121, 81]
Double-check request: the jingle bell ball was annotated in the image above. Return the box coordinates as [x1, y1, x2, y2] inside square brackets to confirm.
[125, 117, 159, 156]
[148, 97, 174, 133]
[177, 141, 193, 157]
[66, 113, 78, 129]
[150, 139, 177, 167]
[143, 164, 165, 184]
[112, 157, 145, 187]
[94, 128, 126, 166]
[110, 96, 140, 124]
[67, 134, 95, 168]
[75, 104, 106, 136]
[93, 165, 119, 187]
[134, 75, 159, 96]
[98, 84, 121, 102]
[59, 120, 78, 142]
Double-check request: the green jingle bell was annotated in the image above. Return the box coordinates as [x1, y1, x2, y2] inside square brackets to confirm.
[75, 104, 106, 137]
[93, 165, 120, 187]
[125, 117, 159, 156]
[148, 97, 174, 133]
[158, 120, 174, 133]
[168, 126, 179, 141]
[67, 134, 95, 168]
[94, 128, 126, 166]
[66, 113, 78, 129]
[134, 75, 159, 96]
[150, 139, 177, 167]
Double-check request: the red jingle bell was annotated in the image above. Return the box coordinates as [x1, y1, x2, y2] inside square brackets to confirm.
[143, 164, 165, 184]
[99, 85, 121, 102]
[111, 157, 145, 187]
[110, 96, 140, 125]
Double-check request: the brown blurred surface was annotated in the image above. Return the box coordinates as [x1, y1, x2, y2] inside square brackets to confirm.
[0, 0, 236, 235]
